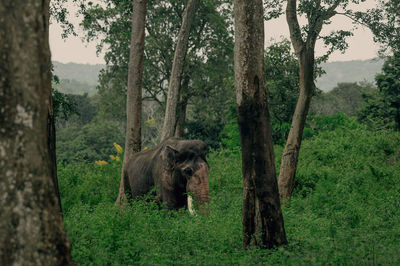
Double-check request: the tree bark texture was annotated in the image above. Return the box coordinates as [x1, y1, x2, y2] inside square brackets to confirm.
[0, 0, 73, 264]
[160, 0, 199, 141]
[174, 98, 188, 138]
[278, 50, 315, 202]
[116, 0, 147, 204]
[278, 0, 336, 202]
[234, 0, 287, 249]
[48, 91, 63, 214]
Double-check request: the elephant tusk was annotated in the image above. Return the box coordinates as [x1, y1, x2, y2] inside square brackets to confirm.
[187, 195, 196, 215]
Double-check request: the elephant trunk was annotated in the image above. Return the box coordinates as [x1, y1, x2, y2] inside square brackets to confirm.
[187, 162, 210, 215]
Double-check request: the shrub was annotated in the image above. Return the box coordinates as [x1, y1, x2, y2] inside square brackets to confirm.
[59, 124, 400, 264]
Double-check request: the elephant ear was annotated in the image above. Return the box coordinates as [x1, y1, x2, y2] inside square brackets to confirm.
[160, 145, 179, 191]
[161, 145, 179, 168]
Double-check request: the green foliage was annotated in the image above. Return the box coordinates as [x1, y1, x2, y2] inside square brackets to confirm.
[78, 0, 234, 131]
[265, 39, 299, 125]
[53, 79, 97, 96]
[311, 82, 376, 116]
[184, 120, 225, 151]
[59, 122, 400, 264]
[221, 112, 363, 150]
[56, 93, 99, 127]
[53, 89, 78, 122]
[356, 89, 395, 130]
[56, 118, 124, 164]
[357, 53, 400, 131]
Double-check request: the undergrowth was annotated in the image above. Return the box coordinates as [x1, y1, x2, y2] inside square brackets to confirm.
[59, 123, 400, 265]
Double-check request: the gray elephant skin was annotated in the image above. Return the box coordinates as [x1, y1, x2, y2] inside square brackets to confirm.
[123, 138, 210, 214]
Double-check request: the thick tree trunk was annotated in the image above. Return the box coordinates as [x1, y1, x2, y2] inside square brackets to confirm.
[0, 0, 73, 264]
[116, 0, 147, 205]
[160, 0, 199, 141]
[234, 0, 287, 249]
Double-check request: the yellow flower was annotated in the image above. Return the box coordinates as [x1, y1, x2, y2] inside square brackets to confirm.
[95, 160, 108, 166]
[145, 117, 156, 126]
[114, 142, 123, 154]
[110, 155, 116, 161]
[115, 156, 120, 162]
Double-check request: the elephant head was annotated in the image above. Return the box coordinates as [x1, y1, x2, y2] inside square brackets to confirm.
[162, 139, 210, 215]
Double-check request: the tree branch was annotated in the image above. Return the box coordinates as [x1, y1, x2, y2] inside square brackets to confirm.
[326, 0, 342, 19]
[286, 0, 304, 53]
[336, 12, 371, 28]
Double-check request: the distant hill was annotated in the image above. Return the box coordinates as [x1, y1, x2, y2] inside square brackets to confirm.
[51, 58, 384, 94]
[52, 79, 98, 96]
[316, 58, 384, 92]
[52, 61, 105, 95]
[53, 61, 105, 86]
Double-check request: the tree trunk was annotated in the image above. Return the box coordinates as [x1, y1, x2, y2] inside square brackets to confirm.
[48, 92, 63, 214]
[116, 0, 147, 205]
[160, 0, 199, 141]
[234, 0, 287, 249]
[0, 0, 73, 264]
[174, 98, 188, 138]
[278, 50, 315, 202]
[278, 0, 320, 203]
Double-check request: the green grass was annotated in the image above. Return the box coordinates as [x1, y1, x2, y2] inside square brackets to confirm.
[59, 126, 400, 265]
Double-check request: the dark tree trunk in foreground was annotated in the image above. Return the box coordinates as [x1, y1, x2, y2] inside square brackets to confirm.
[116, 0, 147, 204]
[0, 0, 73, 264]
[234, 0, 287, 249]
[161, 0, 199, 141]
[278, 0, 339, 202]
[48, 92, 63, 214]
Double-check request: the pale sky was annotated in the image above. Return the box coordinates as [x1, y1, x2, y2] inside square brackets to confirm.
[49, 1, 380, 65]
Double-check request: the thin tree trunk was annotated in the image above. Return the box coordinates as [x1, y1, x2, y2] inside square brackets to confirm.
[160, 0, 199, 141]
[278, 0, 324, 202]
[234, 0, 287, 249]
[0, 0, 73, 264]
[48, 92, 63, 214]
[116, 0, 147, 205]
[278, 50, 315, 202]
[174, 98, 188, 138]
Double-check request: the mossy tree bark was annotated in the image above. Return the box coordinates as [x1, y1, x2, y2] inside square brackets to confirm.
[116, 0, 147, 204]
[0, 0, 73, 264]
[233, 0, 287, 249]
[160, 0, 199, 141]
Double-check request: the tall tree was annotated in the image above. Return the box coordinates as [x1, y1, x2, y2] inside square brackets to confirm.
[357, 54, 400, 131]
[160, 0, 199, 141]
[234, 0, 287, 249]
[278, 0, 358, 202]
[116, 0, 147, 204]
[76, 0, 233, 147]
[0, 0, 73, 264]
[375, 53, 400, 130]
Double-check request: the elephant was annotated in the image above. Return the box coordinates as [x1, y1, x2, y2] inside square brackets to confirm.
[123, 138, 210, 214]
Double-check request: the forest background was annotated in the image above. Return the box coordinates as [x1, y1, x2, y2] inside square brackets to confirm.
[49, 0, 400, 264]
